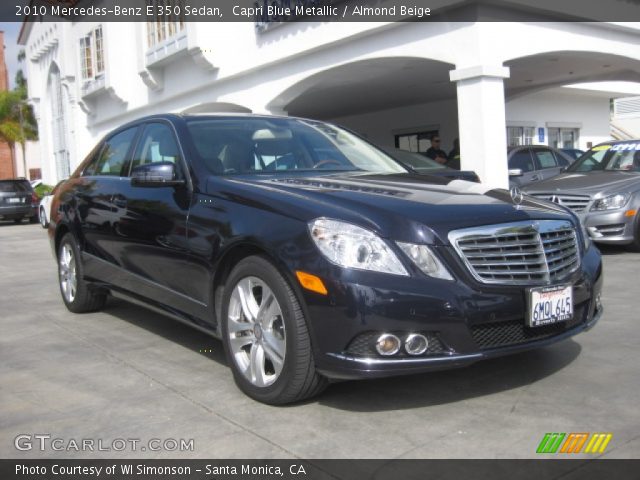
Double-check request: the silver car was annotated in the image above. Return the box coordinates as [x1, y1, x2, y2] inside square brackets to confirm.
[524, 140, 640, 250]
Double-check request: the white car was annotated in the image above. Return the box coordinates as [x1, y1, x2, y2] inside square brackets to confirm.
[38, 181, 64, 228]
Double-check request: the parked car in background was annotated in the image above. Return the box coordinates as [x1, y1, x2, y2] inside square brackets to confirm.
[561, 148, 585, 161]
[381, 147, 480, 182]
[0, 178, 39, 224]
[49, 114, 603, 404]
[525, 140, 640, 250]
[508, 145, 575, 187]
[39, 180, 65, 228]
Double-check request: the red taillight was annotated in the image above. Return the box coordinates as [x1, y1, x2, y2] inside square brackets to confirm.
[31, 192, 39, 204]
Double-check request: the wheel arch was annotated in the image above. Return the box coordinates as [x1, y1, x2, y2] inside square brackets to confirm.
[212, 241, 310, 335]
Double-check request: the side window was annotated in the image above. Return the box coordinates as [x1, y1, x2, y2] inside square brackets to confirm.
[86, 127, 138, 176]
[81, 143, 105, 177]
[130, 123, 183, 176]
[555, 153, 571, 167]
[509, 149, 535, 173]
[533, 149, 558, 169]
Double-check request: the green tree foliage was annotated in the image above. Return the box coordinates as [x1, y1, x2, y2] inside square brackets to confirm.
[0, 49, 38, 178]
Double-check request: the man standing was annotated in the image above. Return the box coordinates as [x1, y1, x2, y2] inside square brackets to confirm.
[424, 134, 447, 161]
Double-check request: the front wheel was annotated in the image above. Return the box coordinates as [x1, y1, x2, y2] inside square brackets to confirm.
[58, 233, 106, 313]
[39, 207, 47, 228]
[221, 256, 327, 404]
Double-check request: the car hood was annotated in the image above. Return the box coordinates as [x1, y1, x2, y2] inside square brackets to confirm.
[524, 171, 640, 197]
[216, 172, 573, 245]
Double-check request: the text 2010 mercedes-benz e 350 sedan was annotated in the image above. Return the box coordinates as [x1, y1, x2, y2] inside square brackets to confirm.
[49, 114, 603, 404]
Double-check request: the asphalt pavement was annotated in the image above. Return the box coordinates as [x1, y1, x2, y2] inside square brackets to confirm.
[1, 222, 639, 459]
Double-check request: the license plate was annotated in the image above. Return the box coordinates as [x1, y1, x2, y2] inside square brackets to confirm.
[8, 197, 21, 203]
[527, 284, 573, 327]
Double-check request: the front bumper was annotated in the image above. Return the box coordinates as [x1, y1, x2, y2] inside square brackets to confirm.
[579, 209, 636, 245]
[302, 245, 603, 380]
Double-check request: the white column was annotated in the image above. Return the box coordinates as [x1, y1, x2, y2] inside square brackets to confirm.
[450, 65, 510, 189]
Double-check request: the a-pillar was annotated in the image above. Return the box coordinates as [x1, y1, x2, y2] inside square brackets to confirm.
[450, 65, 510, 189]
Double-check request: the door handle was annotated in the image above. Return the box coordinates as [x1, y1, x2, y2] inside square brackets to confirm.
[531, 175, 541, 181]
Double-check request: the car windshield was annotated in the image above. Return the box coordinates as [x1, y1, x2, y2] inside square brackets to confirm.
[568, 144, 640, 173]
[186, 117, 407, 175]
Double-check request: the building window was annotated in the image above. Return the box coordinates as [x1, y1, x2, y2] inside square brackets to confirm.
[146, 0, 185, 48]
[395, 130, 439, 154]
[79, 26, 105, 81]
[548, 128, 579, 149]
[507, 126, 534, 147]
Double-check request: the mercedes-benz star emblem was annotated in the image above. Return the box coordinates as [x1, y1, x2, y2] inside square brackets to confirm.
[510, 186, 524, 205]
[550, 195, 562, 205]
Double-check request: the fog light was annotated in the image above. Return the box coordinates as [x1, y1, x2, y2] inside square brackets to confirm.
[595, 294, 602, 311]
[405, 334, 429, 355]
[375, 333, 401, 356]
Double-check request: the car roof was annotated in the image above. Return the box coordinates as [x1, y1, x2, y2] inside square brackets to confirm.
[106, 112, 328, 139]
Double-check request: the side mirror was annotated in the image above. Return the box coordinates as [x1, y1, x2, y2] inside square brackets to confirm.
[508, 168, 523, 177]
[131, 162, 185, 187]
[561, 166, 568, 172]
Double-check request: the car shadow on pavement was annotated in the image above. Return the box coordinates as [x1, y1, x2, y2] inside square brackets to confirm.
[318, 340, 582, 412]
[101, 297, 583, 411]
[103, 297, 228, 365]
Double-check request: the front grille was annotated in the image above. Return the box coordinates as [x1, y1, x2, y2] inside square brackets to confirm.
[450, 220, 580, 285]
[530, 193, 591, 213]
[471, 309, 584, 350]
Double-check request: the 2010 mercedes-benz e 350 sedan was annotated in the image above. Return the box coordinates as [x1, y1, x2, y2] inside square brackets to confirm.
[49, 114, 603, 404]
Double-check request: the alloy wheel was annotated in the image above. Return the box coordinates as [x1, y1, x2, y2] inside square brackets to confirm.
[59, 243, 77, 303]
[227, 276, 286, 387]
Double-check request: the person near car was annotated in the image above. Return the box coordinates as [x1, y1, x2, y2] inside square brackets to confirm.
[434, 151, 448, 165]
[424, 134, 447, 161]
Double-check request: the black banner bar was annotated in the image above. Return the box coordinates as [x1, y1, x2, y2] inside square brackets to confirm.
[2, 459, 640, 480]
[2, 0, 640, 23]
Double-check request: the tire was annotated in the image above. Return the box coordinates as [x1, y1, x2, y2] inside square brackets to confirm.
[30, 214, 38, 224]
[58, 233, 107, 313]
[39, 207, 47, 228]
[13, 218, 22, 224]
[221, 256, 327, 405]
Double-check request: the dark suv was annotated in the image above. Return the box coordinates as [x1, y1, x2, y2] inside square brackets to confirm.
[49, 114, 603, 404]
[0, 179, 39, 224]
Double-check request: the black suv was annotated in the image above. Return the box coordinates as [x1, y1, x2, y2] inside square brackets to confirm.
[49, 114, 603, 404]
[0, 178, 39, 224]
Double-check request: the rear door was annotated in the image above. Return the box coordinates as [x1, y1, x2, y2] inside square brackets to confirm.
[76, 126, 139, 263]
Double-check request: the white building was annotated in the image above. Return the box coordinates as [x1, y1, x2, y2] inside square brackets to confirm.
[17, 3, 640, 187]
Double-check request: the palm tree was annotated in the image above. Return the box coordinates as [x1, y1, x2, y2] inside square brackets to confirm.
[0, 90, 38, 178]
[0, 49, 38, 178]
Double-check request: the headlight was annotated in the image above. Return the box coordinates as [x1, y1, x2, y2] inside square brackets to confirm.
[590, 193, 630, 211]
[308, 218, 408, 276]
[396, 243, 454, 281]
